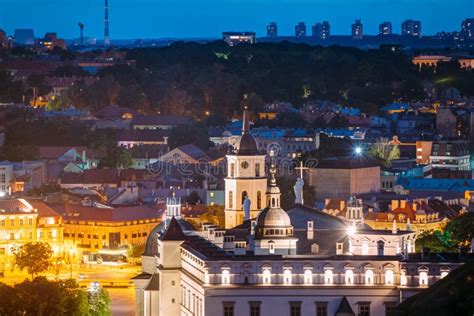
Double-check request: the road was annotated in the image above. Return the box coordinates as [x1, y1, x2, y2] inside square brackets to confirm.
[1, 263, 138, 316]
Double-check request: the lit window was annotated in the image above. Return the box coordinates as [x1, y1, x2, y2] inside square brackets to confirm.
[362, 242, 369, 255]
[365, 270, 374, 285]
[419, 271, 428, 286]
[440, 271, 449, 278]
[385, 270, 394, 285]
[324, 270, 333, 284]
[222, 270, 230, 285]
[283, 269, 292, 285]
[304, 270, 312, 285]
[262, 269, 271, 284]
[345, 269, 354, 285]
[400, 271, 407, 286]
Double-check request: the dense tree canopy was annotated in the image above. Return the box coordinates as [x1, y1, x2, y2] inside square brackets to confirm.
[14, 242, 52, 279]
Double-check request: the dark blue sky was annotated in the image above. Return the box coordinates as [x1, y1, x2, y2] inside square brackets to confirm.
[1, 0, 472, 39]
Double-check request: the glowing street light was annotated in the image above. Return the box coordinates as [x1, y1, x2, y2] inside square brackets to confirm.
[354, 146, 363, 156]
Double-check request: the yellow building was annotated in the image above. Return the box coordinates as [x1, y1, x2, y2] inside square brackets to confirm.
[0, 199, 63, 272]
[58, 202, 163, 263]
[364, 200, 448, 234]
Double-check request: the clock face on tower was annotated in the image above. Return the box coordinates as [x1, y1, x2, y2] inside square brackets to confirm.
[241, 161, 249, 169]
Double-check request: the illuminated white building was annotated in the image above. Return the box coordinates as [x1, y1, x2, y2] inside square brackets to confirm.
[132, 111, 471, 316]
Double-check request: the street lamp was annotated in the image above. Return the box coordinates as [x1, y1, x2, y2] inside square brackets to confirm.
[354, 146, 363, 156]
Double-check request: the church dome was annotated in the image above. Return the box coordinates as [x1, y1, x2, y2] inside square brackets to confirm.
[256, 207, 292, 227]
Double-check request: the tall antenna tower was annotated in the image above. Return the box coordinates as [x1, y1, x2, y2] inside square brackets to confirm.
[78, 22, 84, 45]
[104, 0, 110, 46]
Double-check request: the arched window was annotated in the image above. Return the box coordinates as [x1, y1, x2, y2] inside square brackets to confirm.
[228, 191, 233, 208]
[222, 270, 230, 285]
[385, 270, 394, 285]
[262, 269, 271, 284]
[362, 242, 369, 255]
[304, 270, 312, 284]
[377, 240, 385, 256]
[230, 163, 235, 177]
[345, 269, 354, 285]
[268, 241, 275, 254]
[419, 271, 428, 286]
[311, 243, 319, 254]
[324, 270, 333, 284]
[365, 270, 374, 285]
[257, 191, 262, 209]
[272, 197, 275, 207]
[255, 163, 260, 177]
[283, 269, 292, 284]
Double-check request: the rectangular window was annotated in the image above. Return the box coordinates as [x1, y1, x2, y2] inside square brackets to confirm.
[316, 302, 328, 316]
[223, 302, 234, 316]
[289, 302, 301, 316]
[255, 164, 260, 177]
[10, 219, 14, 227]
[230, 163, 235, 178]
[29, 219, 33, 226]
[249, 301, 261, 316]
[358, 302, 371, 316]
[384, 302, 397, 316]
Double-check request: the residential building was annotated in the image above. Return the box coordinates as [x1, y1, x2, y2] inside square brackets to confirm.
[412, 55, 452, 69]
[379, 21, 392, 35]
[0, 199, 63, 272]
[222, 32, 256, 46]
[352, 19, 363, 40]
[460, 18, 474, 39]
[0, 161, 45, 195]
[429, 141, 471, 171]
[307, 158, 380, 200]
[131, 115, 194, 130]
[158, 144, 224, 166]
[266, 22, 278, 37]
[402, 20, 421, 37]
[295, 22, 306, 38]
[118, 130, 169, 148]
[312, 21, 330, 39]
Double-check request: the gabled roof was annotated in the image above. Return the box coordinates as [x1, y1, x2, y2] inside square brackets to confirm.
[335, 296, 355, 315]
[160, 217, 186, 241]
[38, 146, 92, 160]
[144, 273, 160, 291]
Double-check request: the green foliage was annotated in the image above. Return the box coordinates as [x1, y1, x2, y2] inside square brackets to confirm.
[127, 243, 145, 258]
[415, 213, 474, 252]
[98, 145, 133, 169]
[186, 191, 201, 205]
[0, 71, 26, 103]
[89, 287, 111, 316]
[168, 124, 214, 150]
[368, 138, 400, 167]
[0, 278, 91, 316]
[14, 242, 52, 279]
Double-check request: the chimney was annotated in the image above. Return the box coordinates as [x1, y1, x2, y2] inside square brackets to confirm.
[307, 221, 314, 240]
[391, 200, 399, 210]
[400, 200, 407, 209]
[250, 220, 256, 236]
[341, 200, 346, 210]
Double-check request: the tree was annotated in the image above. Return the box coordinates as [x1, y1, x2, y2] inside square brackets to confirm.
[89, 287, 111, 316]
[14, 242, 52, 279]
[98, 145, 133, 169]
[446, 212, 474, 248]
[186, 191, 201, 205]
[368, 138, 400, 167]
[415, 230, 457, 253]
[168, 124, 214, 150]
[0, 282, 23, 316]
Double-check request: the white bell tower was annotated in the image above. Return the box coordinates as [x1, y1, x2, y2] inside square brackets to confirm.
[224, 106, 267, 229]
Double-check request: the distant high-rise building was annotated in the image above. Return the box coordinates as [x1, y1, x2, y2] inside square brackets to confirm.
[401, 19, 421, 38]
[104, 0, 110, 46]
[379, 21, 392, 35]
[267, 22, 278, 37]
[351, 19, 363, 40]
[461, 18, 474, 39]
[312, 21, 330, 39]
[14, 29, 35, 45]
[295, 22, 306, 38]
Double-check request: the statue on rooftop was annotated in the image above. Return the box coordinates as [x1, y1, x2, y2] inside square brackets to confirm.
[294, 177, 304, 205]
[243, 195, 251, 220]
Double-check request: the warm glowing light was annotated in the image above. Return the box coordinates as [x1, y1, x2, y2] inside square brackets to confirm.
[354, 146, 363, 155]
[347, 225, 356, 236]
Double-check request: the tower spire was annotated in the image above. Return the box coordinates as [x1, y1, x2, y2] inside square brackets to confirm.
[104, 0, 110, 46]
[242, 94, 249, 134]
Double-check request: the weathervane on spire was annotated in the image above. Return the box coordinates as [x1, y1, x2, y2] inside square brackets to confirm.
[242, 94, 250, 135]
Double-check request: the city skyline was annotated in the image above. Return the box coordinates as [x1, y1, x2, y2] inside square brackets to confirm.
[0, 0, 473, 39]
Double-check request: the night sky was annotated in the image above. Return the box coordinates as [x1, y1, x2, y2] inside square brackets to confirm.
[1, 0, 472, 40]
